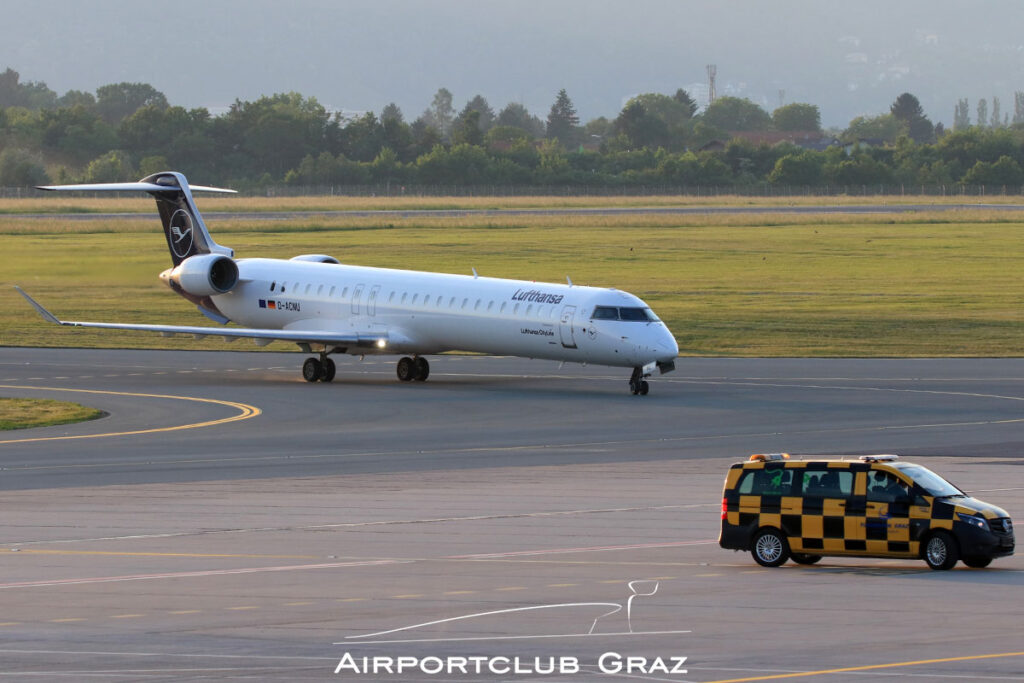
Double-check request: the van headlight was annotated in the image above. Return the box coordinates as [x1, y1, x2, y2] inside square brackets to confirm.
[957, 512, 989, 531]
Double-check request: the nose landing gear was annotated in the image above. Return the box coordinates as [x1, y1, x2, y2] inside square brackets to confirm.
[629, 366, 650, 395]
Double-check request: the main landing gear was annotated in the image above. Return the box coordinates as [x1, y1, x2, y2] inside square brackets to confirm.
[628, 366, 650, 396]
[396, 356, 430, 382]
[302, 354, 336, 383]
[301, 355, 431, 384]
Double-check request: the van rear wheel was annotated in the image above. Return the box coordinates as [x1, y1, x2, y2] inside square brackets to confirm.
[752, 528, 790, 567]
[923, 531, 959, 570]
[791, 553, 822, 565]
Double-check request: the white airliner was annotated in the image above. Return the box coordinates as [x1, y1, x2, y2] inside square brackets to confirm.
[18, 172, 678, 394]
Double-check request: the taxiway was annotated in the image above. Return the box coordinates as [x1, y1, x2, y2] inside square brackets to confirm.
[0, 349, 1021, 681]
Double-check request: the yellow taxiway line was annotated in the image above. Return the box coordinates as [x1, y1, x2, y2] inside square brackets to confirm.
[0, 385, 260, 444]
[702, 650, 1024, 682]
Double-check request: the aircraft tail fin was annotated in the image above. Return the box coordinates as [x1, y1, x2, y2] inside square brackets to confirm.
[36, 172, 236, 266]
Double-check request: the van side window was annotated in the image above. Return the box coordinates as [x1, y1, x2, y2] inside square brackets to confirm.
[801, 470, 853, 498]
[867, 470, 911, 502]
[737, 468, 793, 495]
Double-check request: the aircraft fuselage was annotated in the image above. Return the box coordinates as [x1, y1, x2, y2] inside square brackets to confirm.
[208, 258, 678, 369]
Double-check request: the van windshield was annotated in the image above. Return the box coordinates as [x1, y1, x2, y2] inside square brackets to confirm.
[897, 464, 963, 497]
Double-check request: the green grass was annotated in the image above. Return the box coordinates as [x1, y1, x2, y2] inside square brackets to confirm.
[1, 209, 1022, 356]
[0, 397, 103, 430]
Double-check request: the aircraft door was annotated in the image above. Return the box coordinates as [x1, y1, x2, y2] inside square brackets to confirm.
[351, 284, 365, 315]
[559, 305, 578, 349]
[368, 285, 380, 317]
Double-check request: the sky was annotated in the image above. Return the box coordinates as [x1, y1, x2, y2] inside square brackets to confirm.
[3, 0, 1024, 129]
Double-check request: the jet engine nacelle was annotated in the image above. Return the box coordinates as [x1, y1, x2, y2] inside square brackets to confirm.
[165, 253, 239, 296]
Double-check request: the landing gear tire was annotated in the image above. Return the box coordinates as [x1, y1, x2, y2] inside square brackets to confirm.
[321, 357, 336, 383]
[397, 356, 415, 382]
[923, 530, 960, 570]
[302, 358, 322, 383]
[751, 528, 790, 567]
[629, 367, 650, 395]
[413, 357, 430, 382]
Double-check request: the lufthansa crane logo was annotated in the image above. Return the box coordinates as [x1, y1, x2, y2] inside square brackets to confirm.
[168, 209, 195, 260]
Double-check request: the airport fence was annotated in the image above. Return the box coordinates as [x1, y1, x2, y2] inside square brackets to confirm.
[258, 183, 1024, 198]
[4, 183, 1024, 199]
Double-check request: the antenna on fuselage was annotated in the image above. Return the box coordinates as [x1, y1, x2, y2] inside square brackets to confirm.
[472, 267, 479, 279]
[567, 276, 573, 287]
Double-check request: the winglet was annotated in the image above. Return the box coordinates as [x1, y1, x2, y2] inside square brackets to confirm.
[14, 286, 62, 324]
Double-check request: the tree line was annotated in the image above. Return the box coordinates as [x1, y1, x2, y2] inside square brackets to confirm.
[4, 66, 1024, 192]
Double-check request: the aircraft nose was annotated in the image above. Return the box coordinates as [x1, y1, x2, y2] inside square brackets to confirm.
[637, 325, 678, 364]
[657, 326, 679, 360]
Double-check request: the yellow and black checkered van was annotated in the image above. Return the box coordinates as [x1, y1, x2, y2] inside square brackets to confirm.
[719, 454, 1015, 570]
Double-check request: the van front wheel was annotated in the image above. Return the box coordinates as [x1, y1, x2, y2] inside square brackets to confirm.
[752, 528, 790, 567]
[924, 531, 959, 570]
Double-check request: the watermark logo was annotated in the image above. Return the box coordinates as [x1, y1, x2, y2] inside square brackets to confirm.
[333, 580, 689, 677]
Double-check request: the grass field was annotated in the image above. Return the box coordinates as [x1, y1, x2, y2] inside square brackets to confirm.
[0, 397, 103, 430]
[1, 205, 1021, 357]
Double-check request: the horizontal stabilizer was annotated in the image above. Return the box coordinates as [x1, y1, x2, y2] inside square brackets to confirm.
[36, 182, 236, 194]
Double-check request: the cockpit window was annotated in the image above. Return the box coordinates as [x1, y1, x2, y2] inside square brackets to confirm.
[591, 306, 658, 322]
[619, 307, 653, 321]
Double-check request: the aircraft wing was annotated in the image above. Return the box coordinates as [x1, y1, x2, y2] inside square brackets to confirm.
[15, 287, 386, 349]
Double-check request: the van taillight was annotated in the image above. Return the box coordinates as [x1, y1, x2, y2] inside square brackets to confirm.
[721, 497, 728, 520]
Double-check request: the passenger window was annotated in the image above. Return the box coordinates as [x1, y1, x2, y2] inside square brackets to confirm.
[475, 299, 481, 310]
[342, 287, 348, 298]
[304, 284, 311, 294]
[592, 306, 618, 320]
[401, 292, 407, 303]
[411, 294, 418, 305]
[329, 286, 335, 297]
[487, 301, 494, 311]
[737, 468, 794, 496]
[317, 284, 323, 295]
[801, 470, 853, 498]
[500, 302, 507, 313]
[449, 297, 456, 308]
[867, 470, 911, 502]
[526, 304, 533, 316]
[270, 281, 276, 292]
